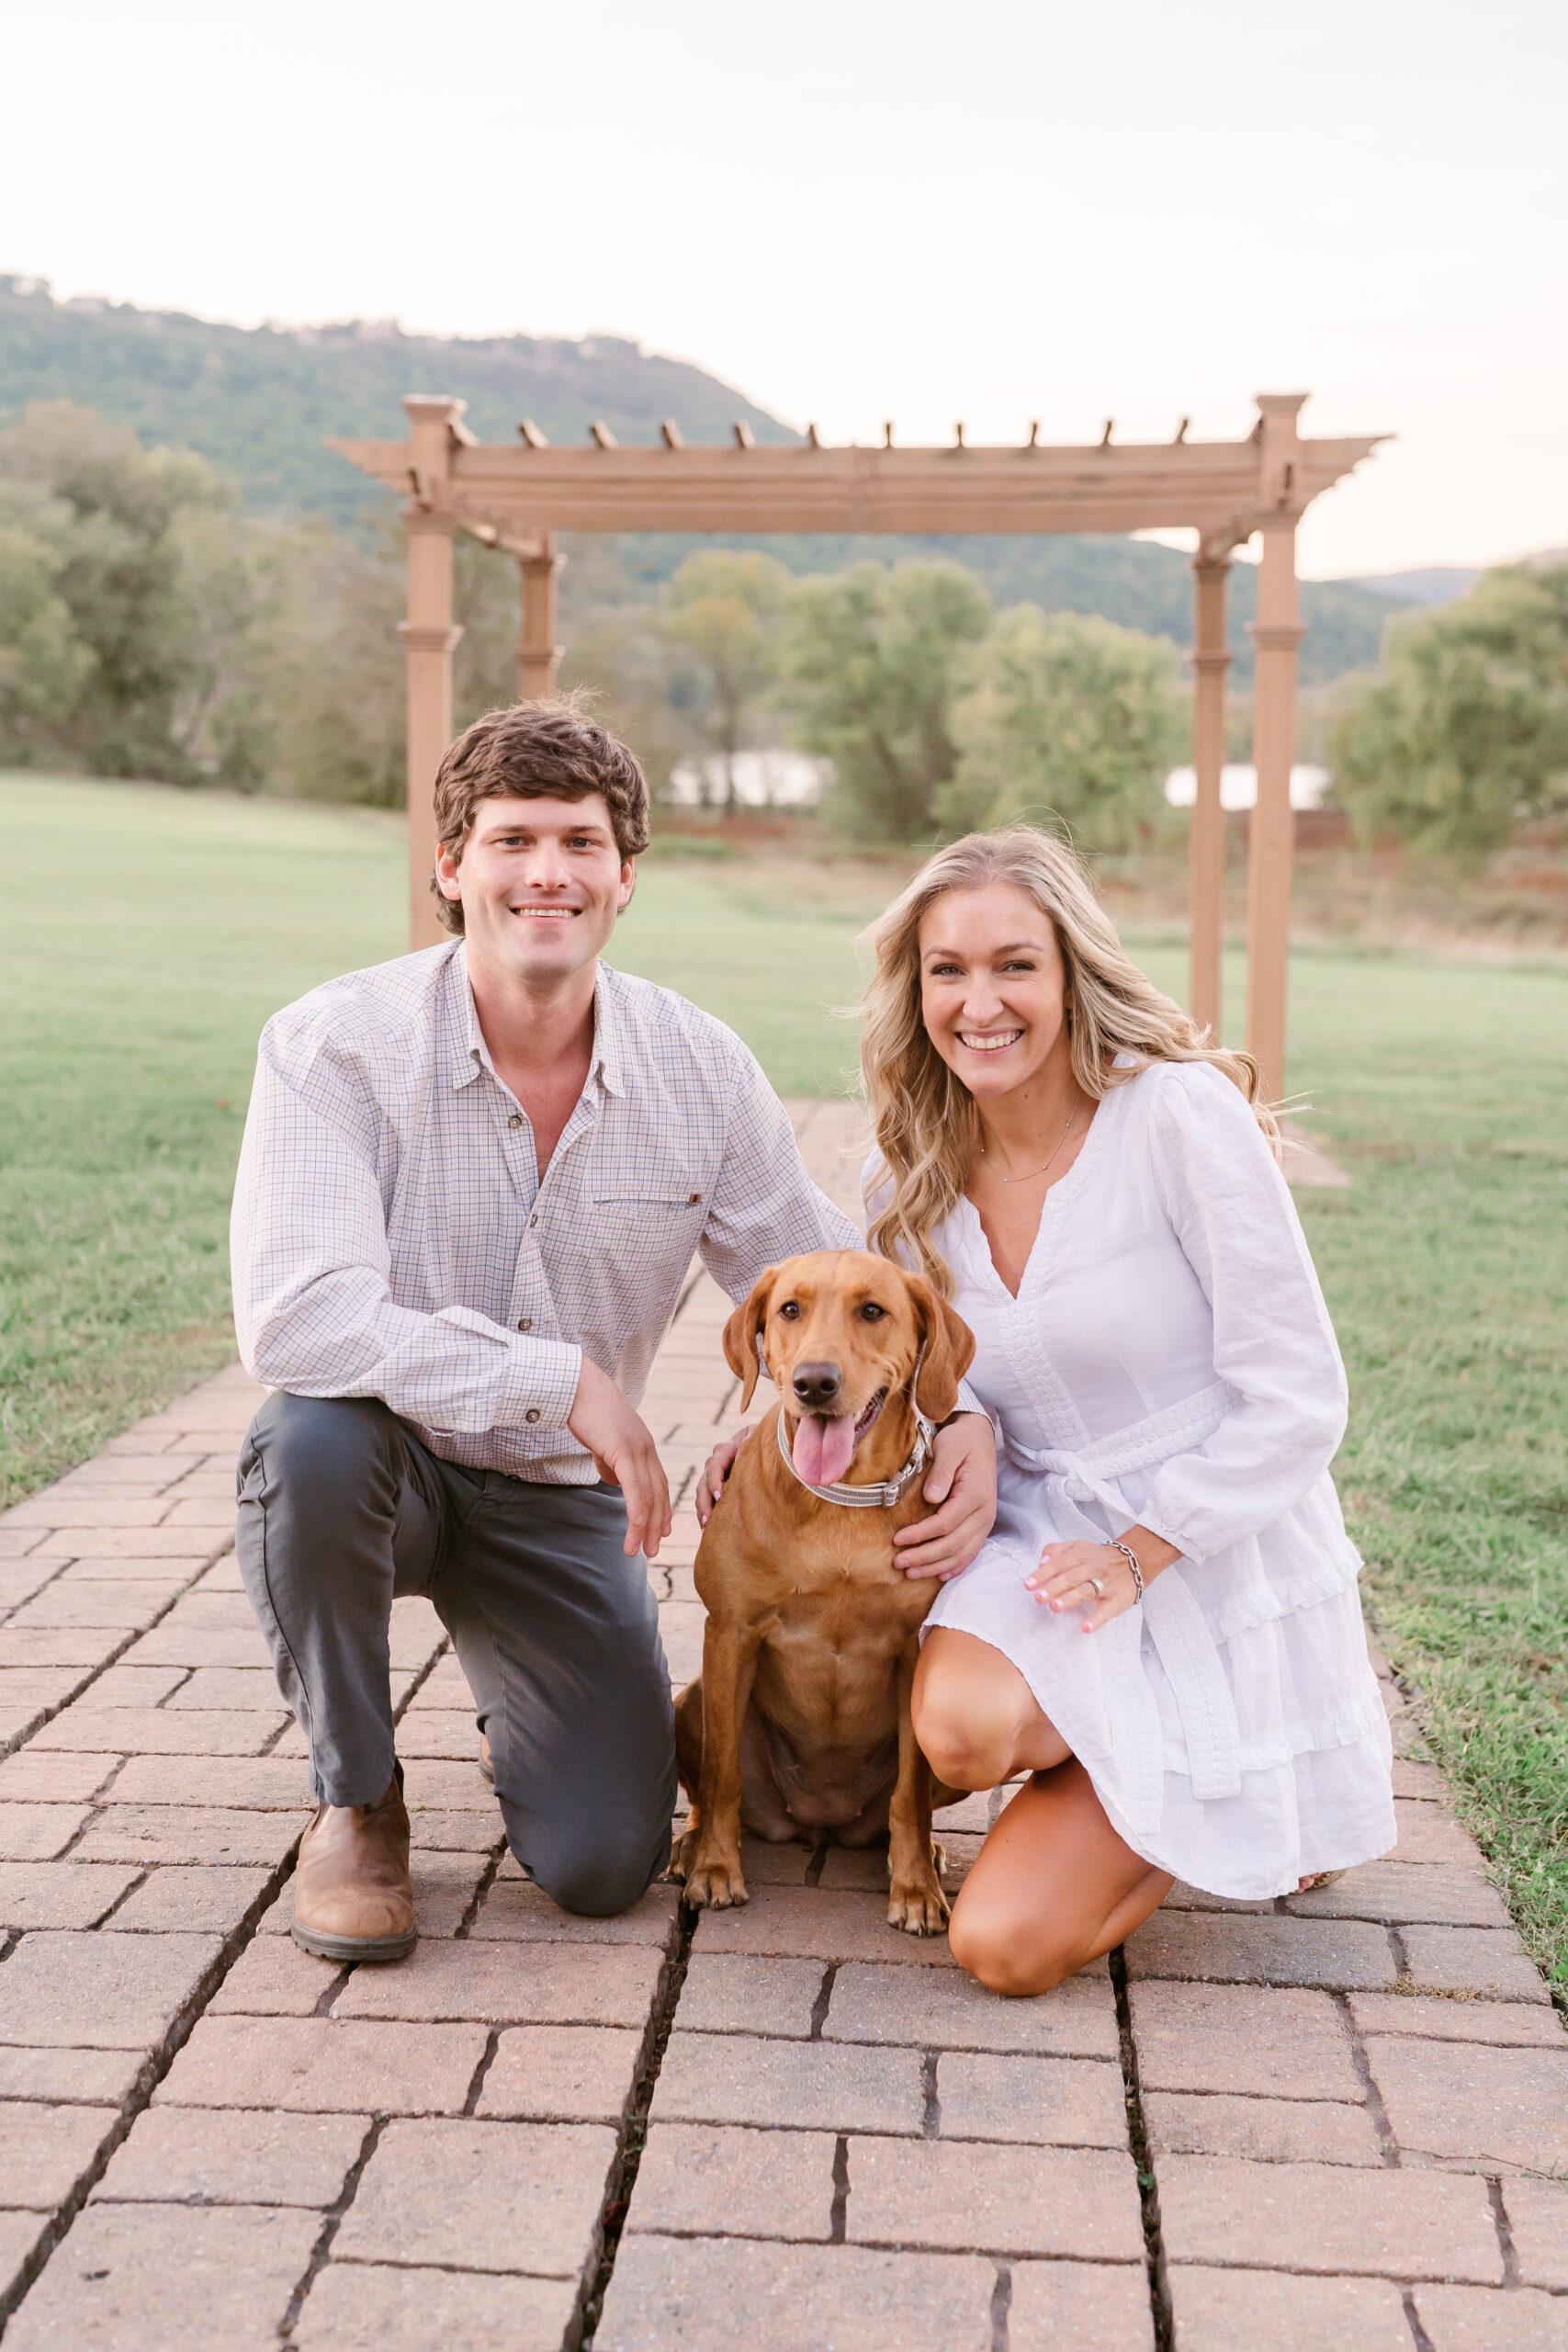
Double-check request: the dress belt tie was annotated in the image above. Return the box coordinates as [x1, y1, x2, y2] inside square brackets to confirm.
[1002, 1381, 1244, 1834]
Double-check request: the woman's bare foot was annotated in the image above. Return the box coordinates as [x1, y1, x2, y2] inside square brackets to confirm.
[1296, 1869, 1347, 1893]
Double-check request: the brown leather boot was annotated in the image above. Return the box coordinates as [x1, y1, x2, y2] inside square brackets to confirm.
[291, 1773, 415, 1962]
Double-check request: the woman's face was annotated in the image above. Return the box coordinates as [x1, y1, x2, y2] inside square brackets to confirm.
[918, 884, 1071, 1103]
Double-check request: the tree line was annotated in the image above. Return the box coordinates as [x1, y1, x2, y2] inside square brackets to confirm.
[2, 401, 1562, 859]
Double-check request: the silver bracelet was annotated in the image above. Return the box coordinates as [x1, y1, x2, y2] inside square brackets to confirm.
[1109, 1540, 1145, 1603]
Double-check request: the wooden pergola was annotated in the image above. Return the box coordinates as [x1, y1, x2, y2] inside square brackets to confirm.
[333, 394, 1384, 1098]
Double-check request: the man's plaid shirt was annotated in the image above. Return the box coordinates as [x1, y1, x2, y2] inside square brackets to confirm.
[231, 941, 863, 1484]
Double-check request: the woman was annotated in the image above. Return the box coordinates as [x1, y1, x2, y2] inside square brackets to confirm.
[703, 825, 1394, 1996]
[861, 826, 1393, 1994]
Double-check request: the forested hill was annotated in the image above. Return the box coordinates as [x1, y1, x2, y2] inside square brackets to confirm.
[0, 277, 798, 521]
[0, 277, 1408, 681]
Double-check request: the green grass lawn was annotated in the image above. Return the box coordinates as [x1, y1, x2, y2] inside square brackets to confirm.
[4, 775, 1564, 1990]
[0, 777, 405, 1504]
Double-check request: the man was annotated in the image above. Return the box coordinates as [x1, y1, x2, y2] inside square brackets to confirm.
[231, 700, 996, 1962]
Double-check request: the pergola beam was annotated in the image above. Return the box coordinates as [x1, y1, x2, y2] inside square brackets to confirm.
[337, 396, 1386, 1097]
[332, 429, 1379, 540]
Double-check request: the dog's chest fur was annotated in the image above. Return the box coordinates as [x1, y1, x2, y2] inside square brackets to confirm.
[694, 1415, 939, 1750]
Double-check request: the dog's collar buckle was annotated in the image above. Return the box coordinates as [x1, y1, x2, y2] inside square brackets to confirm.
[775, 1403, 936, 1510]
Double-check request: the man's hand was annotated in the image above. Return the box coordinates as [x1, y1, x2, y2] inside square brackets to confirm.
[893, 1414, 998, 1581]
[694, 1430, 751, 1528]
[567, 1355, 673, 1559]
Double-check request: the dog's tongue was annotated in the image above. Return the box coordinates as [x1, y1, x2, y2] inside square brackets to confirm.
[792, 1412, 858, 1487]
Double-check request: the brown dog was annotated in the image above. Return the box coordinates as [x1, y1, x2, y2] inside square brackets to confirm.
[670, 1250, 976, 1935]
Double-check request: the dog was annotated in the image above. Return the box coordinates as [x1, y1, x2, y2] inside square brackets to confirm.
[669, 1249, 976, 1935]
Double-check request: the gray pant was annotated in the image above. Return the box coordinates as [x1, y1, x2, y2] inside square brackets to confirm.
[236, 1392, 677, 1917]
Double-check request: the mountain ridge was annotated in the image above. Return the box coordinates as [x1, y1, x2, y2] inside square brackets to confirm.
[0, 277, 1411, 682]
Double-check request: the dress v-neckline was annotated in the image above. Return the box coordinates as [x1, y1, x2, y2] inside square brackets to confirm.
[960, 1088, 1115, 1303]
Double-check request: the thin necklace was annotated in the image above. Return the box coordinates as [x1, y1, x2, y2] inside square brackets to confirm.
[980, 1104, 1077, 1186]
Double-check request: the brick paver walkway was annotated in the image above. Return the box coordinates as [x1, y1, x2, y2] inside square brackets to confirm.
[1, 1101, 1564, 2349]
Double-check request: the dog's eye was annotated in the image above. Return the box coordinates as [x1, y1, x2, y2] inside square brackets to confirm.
[859, 1303, 886, 1321]
[777, 1301, 800, 1320]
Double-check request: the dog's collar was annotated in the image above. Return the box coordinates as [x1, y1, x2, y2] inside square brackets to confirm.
[775, 1397, 936, 1510]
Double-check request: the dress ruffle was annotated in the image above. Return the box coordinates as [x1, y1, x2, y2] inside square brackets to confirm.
[925, 1513, 1396, 1902]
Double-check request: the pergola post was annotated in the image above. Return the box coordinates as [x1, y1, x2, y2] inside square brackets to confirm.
[1187, 542, 1233, 1036]
[400, 396, 467, 953]
[518, 529, 566, 701]
[1245, 395, 1309, 1102]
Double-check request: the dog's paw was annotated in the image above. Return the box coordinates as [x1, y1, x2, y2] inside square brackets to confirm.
[665, 1828, 696, 1884]
[681, 1855, 750, 1912]
[887, 1873, 952, 1936]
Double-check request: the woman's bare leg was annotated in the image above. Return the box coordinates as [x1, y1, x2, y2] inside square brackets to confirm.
[913, 1628, 1073, 1786]
[947, 1765, 1171, 1995]
[914, 1628, 1171, 1996]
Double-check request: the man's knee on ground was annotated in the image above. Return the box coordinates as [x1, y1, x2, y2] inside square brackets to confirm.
[523, 1819, 667, 1919]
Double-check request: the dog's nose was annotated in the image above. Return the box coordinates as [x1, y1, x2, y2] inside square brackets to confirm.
[792, 1361, 842, 1409]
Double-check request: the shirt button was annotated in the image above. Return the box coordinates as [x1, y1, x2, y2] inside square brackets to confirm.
[530, 1214, 538, 1228]
[525, 1408, 540, 1424]
[688, 1193, 701, 1205]
[508, 1114, 524, 1129]
[517, 1317, 532, 1331]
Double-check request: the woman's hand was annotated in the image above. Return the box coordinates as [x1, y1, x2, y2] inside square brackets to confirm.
[694, 1430, 752, 1527]
[893, 1413, 998, 1581]
[1024, 1524, 1181, 1633]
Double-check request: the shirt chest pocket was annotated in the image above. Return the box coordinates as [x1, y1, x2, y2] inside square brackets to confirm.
[592, 1161, 707, 1268]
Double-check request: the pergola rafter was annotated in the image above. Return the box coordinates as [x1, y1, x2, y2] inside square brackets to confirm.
[332, 394, 1387, 1097]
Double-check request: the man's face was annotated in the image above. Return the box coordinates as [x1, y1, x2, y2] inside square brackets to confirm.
[435, 794, 634, 988]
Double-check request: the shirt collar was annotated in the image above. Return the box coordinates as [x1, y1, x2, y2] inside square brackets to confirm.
[447, 943, 624, 1101]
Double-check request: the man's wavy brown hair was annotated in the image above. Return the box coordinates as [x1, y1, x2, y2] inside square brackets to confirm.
[431, 695, 651, 936]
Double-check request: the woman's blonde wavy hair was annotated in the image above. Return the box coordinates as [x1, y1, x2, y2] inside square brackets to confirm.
[859, 827, 1278, 1295]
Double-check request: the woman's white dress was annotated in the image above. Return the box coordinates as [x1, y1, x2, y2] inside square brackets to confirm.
[879, 1058, 1395, 1902]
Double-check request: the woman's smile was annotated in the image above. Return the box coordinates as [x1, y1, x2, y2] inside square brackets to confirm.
[957, 1028, 1024, 1054]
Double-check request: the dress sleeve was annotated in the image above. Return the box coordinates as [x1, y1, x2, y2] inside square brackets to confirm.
[697, 1042, 863, 1300]
[230, 1027, 581, 1432]
[1136, 1064, 1348, 1562]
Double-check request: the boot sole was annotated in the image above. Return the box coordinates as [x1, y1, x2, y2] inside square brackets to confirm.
[290, 1921, 416, 1963]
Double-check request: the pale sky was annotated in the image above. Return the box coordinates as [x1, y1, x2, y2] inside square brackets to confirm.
[6, 0, 1564, 577]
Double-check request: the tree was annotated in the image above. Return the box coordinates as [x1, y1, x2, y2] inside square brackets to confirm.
[1328, 563, 1568, 861]
[249, 521, 405, 806]
[558, 603, 705, 804]
[0, 401, 233, 779]
[783, 560, 992, 839]
[941, 606, 1186, 850]
[659, 550, 788, 808]
[0, 507, 96, 761]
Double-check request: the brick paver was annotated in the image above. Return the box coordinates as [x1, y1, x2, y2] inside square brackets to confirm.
[0, 1101, 1562, 2346]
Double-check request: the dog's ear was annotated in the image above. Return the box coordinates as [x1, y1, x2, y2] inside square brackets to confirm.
[908, 1275, 976, 1423]
[722, 1270, 776, 1411]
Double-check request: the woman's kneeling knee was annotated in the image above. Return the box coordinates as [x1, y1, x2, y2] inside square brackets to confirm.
[948, 1903, 1078, 1997]
[913, 1702, 1014, 1793]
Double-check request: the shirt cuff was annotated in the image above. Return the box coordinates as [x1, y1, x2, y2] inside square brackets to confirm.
[952, 1377, 987, 1420]
[1135, 1504, 1198, 1566]
[498, 1337, 582, 1433]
